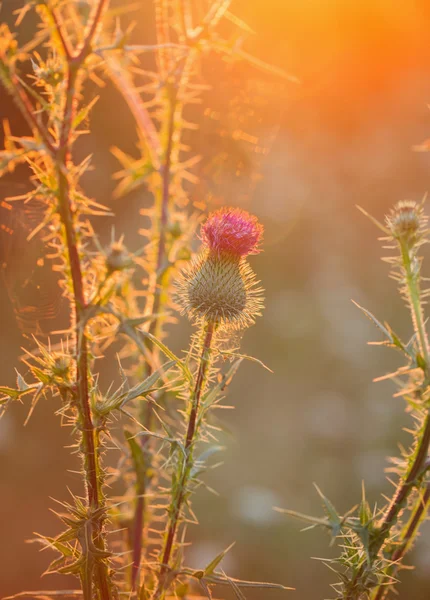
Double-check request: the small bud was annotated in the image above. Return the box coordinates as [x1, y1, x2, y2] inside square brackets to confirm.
[105, 241, 133, 272]
[176, 246, 192, 261]
[385, 200, 427, 243]
[41, 352, 74, 391]
[168, 220, 183, 239]
[51, 354, 73, 381]
[175, 208, 264, 329]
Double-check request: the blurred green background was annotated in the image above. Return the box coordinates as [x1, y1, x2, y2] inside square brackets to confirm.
[1, 0, 430, 598]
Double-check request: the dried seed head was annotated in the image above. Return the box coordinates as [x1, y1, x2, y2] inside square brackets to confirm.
[201, 207, 263, 257]
[176, 208, 264, 329]
[385, 200, 427, 242]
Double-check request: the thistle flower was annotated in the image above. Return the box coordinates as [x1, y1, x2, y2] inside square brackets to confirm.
[176, 208, 264, 328]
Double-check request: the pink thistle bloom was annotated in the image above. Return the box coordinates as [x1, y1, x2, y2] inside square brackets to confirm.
[201, 207, 263, 257]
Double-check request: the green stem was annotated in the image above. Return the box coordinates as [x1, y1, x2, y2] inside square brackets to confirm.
[399, 239, 430, 366]
[152, 320, 216, 600]
[373, 241, 430, 543]
[372, 483, 430, 600]
[347, 238, 430, 599]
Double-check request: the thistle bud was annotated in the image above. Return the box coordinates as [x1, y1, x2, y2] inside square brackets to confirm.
[175, 208, 264, 329]
[105, 241, 133, 272]
[385, 200, 427, 244]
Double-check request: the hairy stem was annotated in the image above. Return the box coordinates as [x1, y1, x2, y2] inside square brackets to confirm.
[375, 239, 430, 538]
[152, 320, 216, 600]
[372, 483, 430, 600]
[347, 238, 430, 599]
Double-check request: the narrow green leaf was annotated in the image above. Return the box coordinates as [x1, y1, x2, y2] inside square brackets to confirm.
[352, 300, 394, 341]
[313, 484, 342, 537]
[126, 314, 164, 328]
[139, 331, 193, 383]
[0, 386, 21, 399]
[274, 506, 330, 528]
[204, 542, 235, 576]
[120, 360, 175, 406]
[72, 96, 99, 130]
[124, 429, 146, 491]
[30, 366, 51, 384]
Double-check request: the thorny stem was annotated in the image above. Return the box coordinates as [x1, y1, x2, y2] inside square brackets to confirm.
[131, 45, 194, 584]
[2, 1, 112, 597]
[375, 240, 430, 536]
[399, 239, 430, 366]
[372, 483, 430, 600]
[347, 238, 430, 599]
[368, 240, 430, 599]
[130, 68, 178, 592]
[6, 73, 55, 154]
[152, 320, 216, 600]
[147, 82, 178, 334]
[104, 55, 161, 167]
[53, 2, 112, 599]
[47, 5, 72, 59]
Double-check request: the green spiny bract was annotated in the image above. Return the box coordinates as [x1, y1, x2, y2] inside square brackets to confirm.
[176, 249, 263, 329]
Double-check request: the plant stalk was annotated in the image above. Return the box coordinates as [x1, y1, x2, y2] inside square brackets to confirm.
[372, 484, 430, 600]
[152, 320, 216, 600]
[347, 237, 430, 599]
[375, 239, 430, 539]
[52, 2, 112, 598]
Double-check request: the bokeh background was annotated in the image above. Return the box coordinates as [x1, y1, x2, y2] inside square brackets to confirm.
[1, 0, 430, 598]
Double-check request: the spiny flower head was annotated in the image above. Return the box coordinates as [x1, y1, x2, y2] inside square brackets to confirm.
[385, 200, 427, 244]
[175, 208, 264, 329]
[201, 207, 263, 257]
